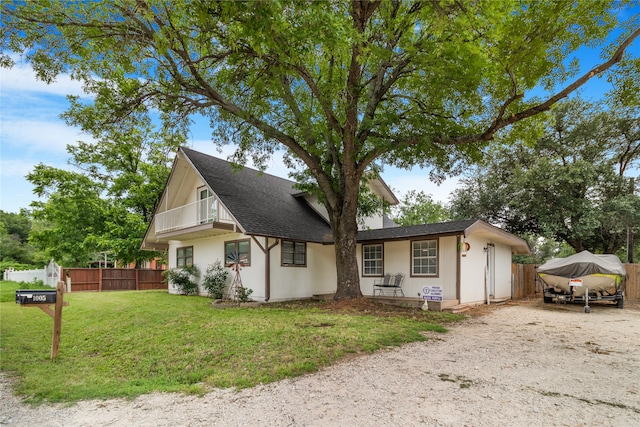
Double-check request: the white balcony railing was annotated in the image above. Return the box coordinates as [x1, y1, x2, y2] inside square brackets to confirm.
[155, 196, 234, 234]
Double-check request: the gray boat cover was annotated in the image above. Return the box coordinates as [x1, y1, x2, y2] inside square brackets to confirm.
[537, 251, 627, 278]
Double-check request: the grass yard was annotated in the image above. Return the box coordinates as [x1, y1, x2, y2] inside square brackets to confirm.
[0, 280, 463, 403]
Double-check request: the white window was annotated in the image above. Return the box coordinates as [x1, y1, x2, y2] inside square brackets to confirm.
[412, 239, 438, 276]
[362, 244, 383, 276]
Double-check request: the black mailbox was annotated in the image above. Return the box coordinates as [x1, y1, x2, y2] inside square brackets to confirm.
[16, 290, 57, 304]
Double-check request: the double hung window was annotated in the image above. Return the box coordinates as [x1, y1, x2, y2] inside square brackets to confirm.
[176, 246, 193, 267]
[362, 244, 383, 276]
[412, 239, 438, 276]
[282, 240, 306, 266]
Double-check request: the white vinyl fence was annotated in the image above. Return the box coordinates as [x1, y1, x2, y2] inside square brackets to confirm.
[3, 259, 61, 288]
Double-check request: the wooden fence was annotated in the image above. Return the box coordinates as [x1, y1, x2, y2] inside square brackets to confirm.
[512, 263, 640, 301]
[61, 268, 166, 292]
[625, 264, 640, 300]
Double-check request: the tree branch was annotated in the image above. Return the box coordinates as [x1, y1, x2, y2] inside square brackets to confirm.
[440, 27, 640, 145]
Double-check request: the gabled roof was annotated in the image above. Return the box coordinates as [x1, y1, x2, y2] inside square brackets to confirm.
[181, 147, 333, 243]
[357, 219, 530, 254]
[357, 219, 478, 241]
[146, 148, 529, 254]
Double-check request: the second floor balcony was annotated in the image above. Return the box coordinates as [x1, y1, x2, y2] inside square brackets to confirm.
[155, 196, 236, 237]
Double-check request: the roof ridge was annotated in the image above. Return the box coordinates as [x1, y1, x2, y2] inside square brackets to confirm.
[181, 146, 296, 186]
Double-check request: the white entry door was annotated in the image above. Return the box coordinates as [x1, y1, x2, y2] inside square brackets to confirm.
[486, 243, 495, 298]
[199, 188, 215, 223]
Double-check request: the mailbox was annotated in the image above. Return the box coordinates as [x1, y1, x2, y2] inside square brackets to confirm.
[16, 290, 57, 304]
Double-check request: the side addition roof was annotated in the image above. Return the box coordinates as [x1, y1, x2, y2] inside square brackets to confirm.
[181, 147, 333, 243]
[357, 219, 530, 254]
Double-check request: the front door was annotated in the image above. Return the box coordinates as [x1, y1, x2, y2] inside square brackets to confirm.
[486, 243, 495, 298]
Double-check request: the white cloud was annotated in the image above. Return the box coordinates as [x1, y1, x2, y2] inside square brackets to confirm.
[188, 138, 291, 179]
[1, 119, 87, 154]
[186, 138, 459, 204]
[0, 61, 86, 97]
[384, 174, 460, 205]
[0, 159, 37, 177]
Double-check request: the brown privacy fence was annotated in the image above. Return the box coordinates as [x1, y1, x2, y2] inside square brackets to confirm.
[625, 264, 640, 300]
[512, 263, 640, 301]
[61, 268, 166, 292]
[511, 264, 539, 299]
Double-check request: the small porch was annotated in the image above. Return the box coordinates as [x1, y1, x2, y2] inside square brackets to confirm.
[366, 296, 471, 313]
[312, 293, 472, 313]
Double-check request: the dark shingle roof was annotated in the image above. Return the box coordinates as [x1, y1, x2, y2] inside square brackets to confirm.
[357, 219, 479, 242]
[181, 147, 332, 243]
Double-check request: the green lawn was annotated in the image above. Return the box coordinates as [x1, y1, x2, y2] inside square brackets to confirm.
[0, 280, 462, 403]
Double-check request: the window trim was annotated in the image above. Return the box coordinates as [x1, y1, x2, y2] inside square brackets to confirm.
[176, 246, 193, 267]
[410, 238, 439, 277]
[224, 239, 251, 267]
[281, 240, 307, 267]
[362, 243, 384, 277]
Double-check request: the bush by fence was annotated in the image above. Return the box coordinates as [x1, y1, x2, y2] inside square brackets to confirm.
[512, 263, 640, 301]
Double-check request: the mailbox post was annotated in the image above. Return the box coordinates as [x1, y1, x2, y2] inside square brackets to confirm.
[15, 281, 68, 359]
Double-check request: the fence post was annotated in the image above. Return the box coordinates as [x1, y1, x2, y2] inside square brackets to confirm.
[98, 268, 103, 292]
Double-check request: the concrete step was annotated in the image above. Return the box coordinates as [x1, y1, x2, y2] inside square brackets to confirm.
[442, 304, 471, 314]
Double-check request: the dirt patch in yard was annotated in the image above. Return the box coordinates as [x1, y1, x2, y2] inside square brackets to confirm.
[2, 298, 639, 426]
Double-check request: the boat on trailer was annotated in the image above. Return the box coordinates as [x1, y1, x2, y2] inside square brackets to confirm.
[537, 251, 626, 312]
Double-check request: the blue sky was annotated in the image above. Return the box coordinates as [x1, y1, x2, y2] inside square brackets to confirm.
[0, 60, 462, 214]
[1, 23, 639, 214]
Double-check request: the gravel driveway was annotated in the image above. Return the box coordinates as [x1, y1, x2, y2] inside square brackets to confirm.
[2, 299, 639, 426]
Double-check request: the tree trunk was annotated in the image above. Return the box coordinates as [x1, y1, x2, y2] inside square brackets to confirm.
[322, 166, 364, 300]
[331, 210, 363, 300]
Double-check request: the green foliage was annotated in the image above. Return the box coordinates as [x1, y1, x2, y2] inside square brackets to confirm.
[2, 0, 637, 297]
[22, 114, 179, 267]
[164, 265, 200, 295]
[0, 283, 460, 402]
[235, 286, 254, 303]
[0, 210, 43, 265]
[0, 260, 38, 277]
[450, 98, 640, 255]
[0, 280, 51, 303]
[27, 166, 109, 267]
[392, 190, 451, 226]
[511, 235, 569, 264]
[0, 209, 31, 240]
[201, 260, 229, 299]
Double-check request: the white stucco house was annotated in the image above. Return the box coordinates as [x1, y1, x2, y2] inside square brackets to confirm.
[141, 147, 530, 307]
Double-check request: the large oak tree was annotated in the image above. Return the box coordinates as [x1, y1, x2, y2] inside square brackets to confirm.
[2, 1, 638, 298]
[450, 98, 640, 257]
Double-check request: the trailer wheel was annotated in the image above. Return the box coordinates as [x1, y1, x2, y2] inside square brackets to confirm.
[617, 298, 624, 309]
[544, 296, 552, 304]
